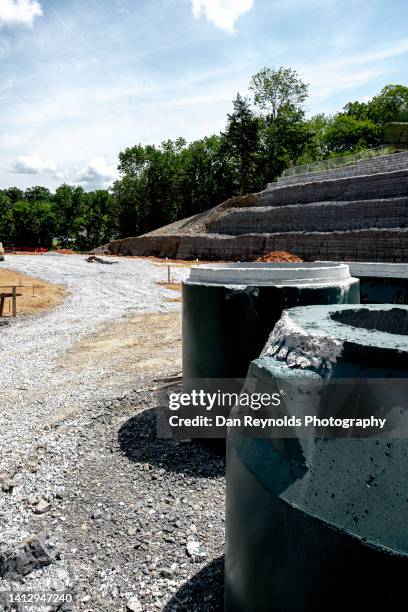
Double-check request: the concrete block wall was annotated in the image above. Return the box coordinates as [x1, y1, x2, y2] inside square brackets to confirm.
[269, 151, 408, 189]
[259, 169, 408, 207]
[207, 197, 408, 235]
[102, 153, 408, 264]
[106, 229, 408, 263]
[262, 229, 408, 262]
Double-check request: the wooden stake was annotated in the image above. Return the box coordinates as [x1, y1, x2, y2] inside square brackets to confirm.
[168, 266, 171, 284]
[12, 286, 17, 317]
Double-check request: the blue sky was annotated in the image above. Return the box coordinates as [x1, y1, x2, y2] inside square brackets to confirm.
[1, 0, 408, 190]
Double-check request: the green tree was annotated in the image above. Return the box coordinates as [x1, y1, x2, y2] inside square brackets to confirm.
[344, 100, 370, 121]
[324, 114, 382, 154]
[114, 134, 236, 236]
[368, 84, 408, 123]
[250, 67, 310, 182]
[77, 190, 118, 250]
[3, 187, 24, 204]
[0, 193, 14, 245]
[250, 66, 308, 120]
[223, 93, 260, 195]
[11, 200, 56, 248]
[182, 135, 235, 217]
[25, 186, 52, 203]
[117, 142, 179, 233]
[296, 113, 332, 164]
[53, 184, 86, 246]
[112, 175, 146, 238]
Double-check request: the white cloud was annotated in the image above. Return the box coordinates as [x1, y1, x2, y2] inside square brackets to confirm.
[75, 157, 118, 187]
[0, 0, 42, 28]
[191, 0, 254, 33]
[11, 153, 57, 174]
[9, 155, 117, 188]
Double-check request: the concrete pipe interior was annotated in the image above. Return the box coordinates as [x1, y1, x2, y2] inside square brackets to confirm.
[262, 303, 408, 372]
[331, 307, 408, 335]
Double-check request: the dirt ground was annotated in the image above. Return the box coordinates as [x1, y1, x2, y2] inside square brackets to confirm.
[63, 311, 182, 383]
[135, 256, 222, 267]
[0, 267, 66, 316]
[0, 256, 225, 611]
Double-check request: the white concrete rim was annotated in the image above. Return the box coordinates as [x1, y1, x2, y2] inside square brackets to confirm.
[186, 262, 352, 286]
[318, 261, 408, 280]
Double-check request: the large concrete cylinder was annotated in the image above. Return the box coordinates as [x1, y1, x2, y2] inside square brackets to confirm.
[349, 262, 408, 304]
[226, 304, 408, 611]
[321, 261, 408, 304]
[182, 263, 359, 381]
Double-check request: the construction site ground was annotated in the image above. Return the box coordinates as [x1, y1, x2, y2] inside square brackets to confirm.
[0, 254, 224, 612]
[0, 268, 66, 316]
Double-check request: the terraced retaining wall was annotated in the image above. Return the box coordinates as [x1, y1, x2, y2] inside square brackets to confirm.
[98, 155, 408, 263]
[208, 197, 408, 235]
[259, 169, 408, 206]
[270, 151, 408, 188]
[105, 229, 408, 262]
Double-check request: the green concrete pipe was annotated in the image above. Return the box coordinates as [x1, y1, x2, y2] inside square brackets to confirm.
[182, 263, 359, 383]
[226, 304, 408, 611]
[322, 262, 408, 304]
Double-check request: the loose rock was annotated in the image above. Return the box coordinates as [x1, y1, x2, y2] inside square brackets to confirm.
[127, 595, 142, 611]
[0, 536, 55, 578]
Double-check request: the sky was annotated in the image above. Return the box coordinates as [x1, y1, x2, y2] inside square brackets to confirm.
[1, 0, 408, 190]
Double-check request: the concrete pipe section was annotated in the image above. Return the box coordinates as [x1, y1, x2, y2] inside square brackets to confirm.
[182, 263, 359, 382]
[350, 262, 408, 305]
[321, 261, 408, 304]
[226, 304, 408, 611]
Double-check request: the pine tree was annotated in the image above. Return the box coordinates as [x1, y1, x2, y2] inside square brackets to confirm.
[223, 93, 260, 195]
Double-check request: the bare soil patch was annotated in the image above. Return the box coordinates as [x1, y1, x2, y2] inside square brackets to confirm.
[0, 268, 66, 316]
[158, 281, 182, 291]
[63, 311, 182, 379]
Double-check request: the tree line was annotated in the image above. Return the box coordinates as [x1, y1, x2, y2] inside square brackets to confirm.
[0, 185, 117, 250]
[1, 68, 408, 249]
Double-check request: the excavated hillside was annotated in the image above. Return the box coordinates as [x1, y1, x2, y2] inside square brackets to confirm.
[98, 151, 408, 262]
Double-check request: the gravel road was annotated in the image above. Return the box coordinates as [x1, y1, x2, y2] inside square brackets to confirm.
[0, 255, 225, 611]
[0, 255, 187, 470]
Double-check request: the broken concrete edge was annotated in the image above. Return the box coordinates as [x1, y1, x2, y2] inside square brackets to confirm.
[229, 426, 408, 559]
[262, 304, 408, 373]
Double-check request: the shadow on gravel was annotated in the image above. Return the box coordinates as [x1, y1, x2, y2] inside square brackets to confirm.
[163, 555, 224, 611]
[118, 408, 225, 478]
